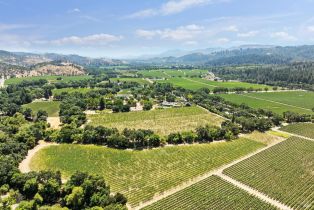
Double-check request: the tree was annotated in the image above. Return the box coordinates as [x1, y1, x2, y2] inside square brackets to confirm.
[23, 108, 33, 121]
[99, 97, 105, 111]
[36, 110, 48, 122]
[65, 187, 84, 210]
[143, 101, 153, 111]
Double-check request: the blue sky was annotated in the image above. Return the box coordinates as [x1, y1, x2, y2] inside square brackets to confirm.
[1, 0, 314, 58]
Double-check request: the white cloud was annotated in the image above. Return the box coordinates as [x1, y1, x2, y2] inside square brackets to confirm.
[307, 26, 314, 32]
[127, 9, 158, 18]
[224, 25, 238, 32]
[50, 34, 123, 45]
[184, 40, 198, 45]
[161, 0, 210, 15]
[216, 38, 229, 44]
[68, 8, 81, 13]
[0, 23, 33, 31]
[127, 0, 228, 18]
[136, 24, 204, 41]
[237, 30, 259, 38]
[270, 31, 297, 41]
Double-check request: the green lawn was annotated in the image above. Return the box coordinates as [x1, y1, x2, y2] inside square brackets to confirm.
[5, 75, 92, 85]
[224, 137, 314, 210]
[22, 101, 60, 117]
[30, 138, 265, 207]
[144, 175, 277, 210]
[221, 92, 313, 114]
[88, 106, 225, 136]
[52, 87, 99, 95]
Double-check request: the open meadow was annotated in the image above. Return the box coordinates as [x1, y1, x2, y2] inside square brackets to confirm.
[22, 101, 60, 117]
[280, 123, 314, 139]
[223, 137, 314, 210]
[88, 106, 225, 136]
[221, 92, 313, 114]
[30, 138, 265, 207]
[143, 175, 277, 210]
[5, 75, 92, 85]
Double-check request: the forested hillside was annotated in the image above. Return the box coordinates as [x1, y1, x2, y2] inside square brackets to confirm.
[211, 62, 314, 90]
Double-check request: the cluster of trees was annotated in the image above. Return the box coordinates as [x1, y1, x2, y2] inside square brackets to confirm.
[2, 171, 127, 210]
[46, 120, 240, 150]
[212, 86, 272, 94]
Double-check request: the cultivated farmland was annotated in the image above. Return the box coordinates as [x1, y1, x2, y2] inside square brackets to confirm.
[280, 123, 314, 139]
[30, 138, 265, 207]
[143, 175, 277, 210]
[221, 93, 313, 114]
[5, 75, 92, 85]
[88, 106, 225, 136]
[223, 137, 314, 210]
[110, 77, 151, 85]
[22, 101, 60, 117]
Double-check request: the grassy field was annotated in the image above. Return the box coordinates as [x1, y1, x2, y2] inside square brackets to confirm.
[110, 77, 151, 85]
[52, 87, 99, 95]
[221, 93, 313, 114]
[30, 138, 265, 207]
[224, 137, 314, 210]
[144, 175, 277, 210]
[88, 106, 225, 136]
[5, 75, 92, 85]
[280, 123, 314, 139]
[22, 101, 60, 117]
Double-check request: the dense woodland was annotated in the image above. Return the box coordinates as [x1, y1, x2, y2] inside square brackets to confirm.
[211, 62, 314, 90]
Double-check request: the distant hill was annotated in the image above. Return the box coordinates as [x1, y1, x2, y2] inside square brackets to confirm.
[0, 50, 126, 67]
[132, 45, 314, 65]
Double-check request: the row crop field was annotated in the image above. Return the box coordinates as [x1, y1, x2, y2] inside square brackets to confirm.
[5, 75, 92, 85]
[223, 137, 314, 210]
[280, 123, 314, 139]
[221, 92, 313, 114]
[30, 138, 265, 207]
[88, 106, 225, 136]
[158, 77, 271, 91]
[22, 101, 60, 117]
[138, 69, 208, 79]
[143, 175, 277, 210]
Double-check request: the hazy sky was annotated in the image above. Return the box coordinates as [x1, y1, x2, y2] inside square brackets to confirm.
[1, 0, 314, 58]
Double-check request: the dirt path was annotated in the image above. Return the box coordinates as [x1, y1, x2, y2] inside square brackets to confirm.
[217, 173, 292, 210]
[133, 139, 285, 210]
[47, 117, 61, 129]
[182, 77, 218, 88]
[19, 140, 57, 173]
[272, 127, 314, 142]
[196, 105, 229, 121]
[144, 78, 154, 84]
[240, 94, 312, 112]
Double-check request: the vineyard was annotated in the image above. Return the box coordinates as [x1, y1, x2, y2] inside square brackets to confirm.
[30, 138, 265, 207]
[223, 137, 314, 210]
[280, 123, 314, 139]
[221, 93, 313, 114]
[88, 106, 224, 136]
[143, 175, 277, 210]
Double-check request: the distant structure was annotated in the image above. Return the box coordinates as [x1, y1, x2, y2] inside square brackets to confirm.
[202, 72, 221, 81]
